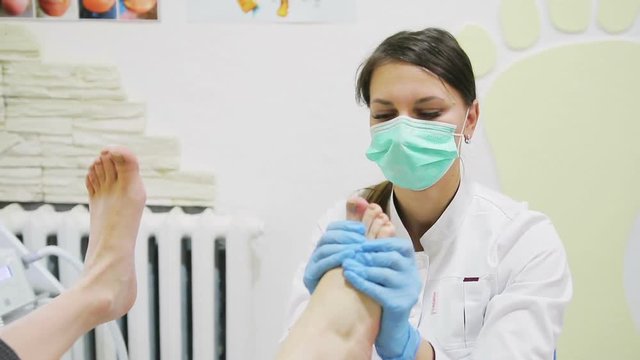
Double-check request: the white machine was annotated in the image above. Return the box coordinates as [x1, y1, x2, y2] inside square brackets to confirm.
[0, 248, 36, 320]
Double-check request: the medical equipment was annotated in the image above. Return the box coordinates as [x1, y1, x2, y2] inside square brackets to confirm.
[0, 203, 263, 360]
[0, 249, 36, 319]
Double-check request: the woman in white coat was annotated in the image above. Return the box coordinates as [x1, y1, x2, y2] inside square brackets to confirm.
[280, 28, 572, 360]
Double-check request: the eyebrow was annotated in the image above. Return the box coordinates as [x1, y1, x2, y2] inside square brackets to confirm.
[371, 98, 393, 105]
[415, 96, 444, 104]
[371, 96, 445, 106]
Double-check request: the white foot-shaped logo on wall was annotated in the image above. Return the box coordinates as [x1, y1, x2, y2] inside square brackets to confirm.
[456, 0, 640, 358]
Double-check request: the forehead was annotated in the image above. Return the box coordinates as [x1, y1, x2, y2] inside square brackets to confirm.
[369, 61, 457, 103]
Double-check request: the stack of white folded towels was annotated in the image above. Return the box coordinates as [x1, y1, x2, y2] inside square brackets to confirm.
[0, 24, 215, 207]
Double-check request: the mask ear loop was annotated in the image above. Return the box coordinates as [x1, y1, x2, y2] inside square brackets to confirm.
[458, 106, 473, 181]
[456, 107, 471, 153]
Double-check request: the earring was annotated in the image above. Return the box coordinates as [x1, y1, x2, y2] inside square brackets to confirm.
[464, 135, 471, 144]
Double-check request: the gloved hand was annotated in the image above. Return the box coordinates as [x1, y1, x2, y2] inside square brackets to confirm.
[303, 220, 367, 294]
[342, 237, 423, 360]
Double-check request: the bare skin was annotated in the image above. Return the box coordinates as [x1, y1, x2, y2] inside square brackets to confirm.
[276, 198, 395, 360]
[0, 146, 146, 359]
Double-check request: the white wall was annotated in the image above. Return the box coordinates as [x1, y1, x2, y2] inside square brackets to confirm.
[11, 1, 498, 357]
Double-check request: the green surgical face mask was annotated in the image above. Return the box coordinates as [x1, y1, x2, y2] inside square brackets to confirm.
[365, 111, 468, 191]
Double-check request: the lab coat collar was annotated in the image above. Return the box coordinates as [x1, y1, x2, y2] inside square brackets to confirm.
[389, 174, 474, 256]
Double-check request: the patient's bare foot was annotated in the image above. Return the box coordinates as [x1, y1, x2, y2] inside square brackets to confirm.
[311, 198, 382, 345]
[359, 202, 396, 239]
[315, 200, 397, 341]
[317, 199, 397, 344]
[277, 197, 396, 360]
[82, 146, 146, 324]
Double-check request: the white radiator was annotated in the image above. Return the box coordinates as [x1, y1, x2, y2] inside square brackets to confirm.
[0, 203, 263, 360]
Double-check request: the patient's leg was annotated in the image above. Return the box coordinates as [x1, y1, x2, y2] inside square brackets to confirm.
[0, 147, 146, 359]
[277, 198, 395, 360]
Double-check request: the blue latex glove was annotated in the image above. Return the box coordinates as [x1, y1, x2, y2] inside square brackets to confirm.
[342, 238, 423, 360]
[303, 220, 366, 294]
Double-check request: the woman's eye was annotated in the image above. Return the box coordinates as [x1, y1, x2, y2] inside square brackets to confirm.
[417, 111, 441, 119]
[372, 113, 396, 120]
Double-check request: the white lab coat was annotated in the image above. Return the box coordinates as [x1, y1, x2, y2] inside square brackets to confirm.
[283, 178, 572, 360]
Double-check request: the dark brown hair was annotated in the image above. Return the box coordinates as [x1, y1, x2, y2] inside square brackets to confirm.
[356, 27, 476, 107]
[357, 28, 476, 212]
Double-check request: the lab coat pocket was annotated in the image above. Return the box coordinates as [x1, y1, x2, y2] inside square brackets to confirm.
[429, 276, 493, 351]
[462, 276, 493, 347]
[430, 277, 466, 350]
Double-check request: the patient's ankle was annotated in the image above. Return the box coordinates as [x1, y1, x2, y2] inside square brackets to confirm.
[310, 269, 378, 342]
